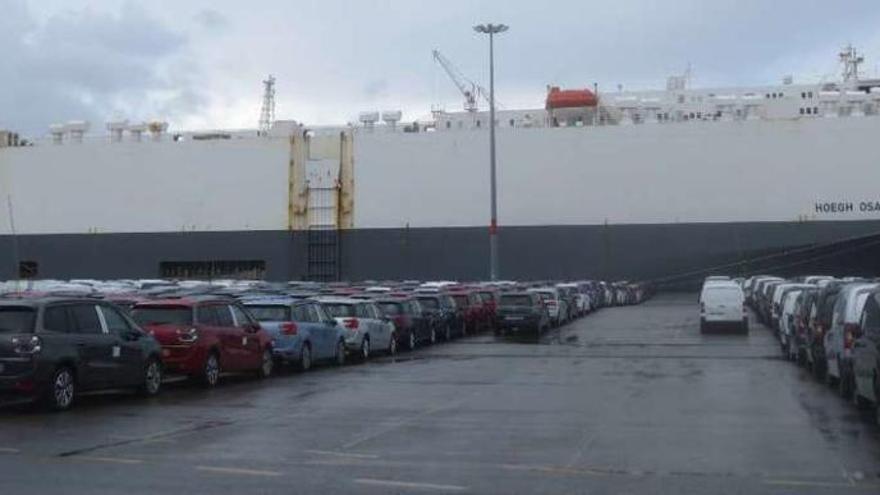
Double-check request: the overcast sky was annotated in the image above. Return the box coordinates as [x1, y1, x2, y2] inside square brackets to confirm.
[2, 0, 880, 136]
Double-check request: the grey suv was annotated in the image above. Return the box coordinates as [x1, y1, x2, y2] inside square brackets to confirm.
[0, 298, 164, 411]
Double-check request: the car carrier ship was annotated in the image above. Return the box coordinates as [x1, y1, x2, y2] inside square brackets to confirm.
[2, 46, 880, 284]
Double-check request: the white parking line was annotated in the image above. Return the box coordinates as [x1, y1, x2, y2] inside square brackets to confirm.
[196, 466, 283, 477]
[305, 449, 378, 459]
[764, 479, 877, 489]
[75, 456, 143, 465]
[354, 478, 467, 492]
[0, 447, 21, 454]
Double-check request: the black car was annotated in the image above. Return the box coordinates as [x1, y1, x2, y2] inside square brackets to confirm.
[854, 289, 880, 421]
[376, 297, 432, 349]
[0, 298, 163, 411]
[497, 292, 550, 335]
[809, 282, 844, 379]
[415, 293, 461, 341]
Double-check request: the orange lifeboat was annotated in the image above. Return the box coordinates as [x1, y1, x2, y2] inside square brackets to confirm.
[545, 87, 598, 109]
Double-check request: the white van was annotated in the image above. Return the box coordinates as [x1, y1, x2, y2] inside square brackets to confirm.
[700, 284, 747, 334]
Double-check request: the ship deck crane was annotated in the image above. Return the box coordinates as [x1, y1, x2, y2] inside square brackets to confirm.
[432, 49, 497, 113]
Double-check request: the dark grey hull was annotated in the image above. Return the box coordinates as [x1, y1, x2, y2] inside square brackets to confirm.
[2, 220, 880, 286]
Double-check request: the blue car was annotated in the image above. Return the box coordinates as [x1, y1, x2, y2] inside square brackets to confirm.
[242, 298, 347, 371]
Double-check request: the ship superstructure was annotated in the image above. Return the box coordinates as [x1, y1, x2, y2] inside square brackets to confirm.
[2, 47, 880, 282]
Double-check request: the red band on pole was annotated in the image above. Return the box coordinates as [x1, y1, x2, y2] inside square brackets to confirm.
[489, 220, 498, 235]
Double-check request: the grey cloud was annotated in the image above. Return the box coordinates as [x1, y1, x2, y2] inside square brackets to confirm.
[0, 0, 205, 136]
[193, 9, 229, 31]
[363, 79, 389, 99]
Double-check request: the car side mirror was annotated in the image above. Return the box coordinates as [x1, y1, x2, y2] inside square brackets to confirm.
[124, 329, 142, 341]
[327, 319, 338, 326]
[245, 324, 261, 334]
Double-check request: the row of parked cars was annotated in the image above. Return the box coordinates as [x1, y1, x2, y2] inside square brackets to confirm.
[0, 278, 652, 411]
[702, 274, 880, 423]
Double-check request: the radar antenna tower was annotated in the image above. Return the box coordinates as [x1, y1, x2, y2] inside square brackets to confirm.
[839, 45, 864, 83]
[259, 75, 276, 135]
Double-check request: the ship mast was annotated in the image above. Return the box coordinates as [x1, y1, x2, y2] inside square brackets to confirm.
[839, 44, 864, 84]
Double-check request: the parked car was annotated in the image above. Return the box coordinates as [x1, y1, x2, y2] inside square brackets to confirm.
[474, 287, 501, 332]
[415, 293, 461, 341]
[778, 285, 812, 359]
[792, 287, 820, 365]
[132, 296, 274, 386]
[770, 283, 805, 331]
[699, 283, 747, 334]
[824, 283, 879, 398]
[497, 292, 550, 336]
[242, 298, 347, 369]
[375, 297, 426, 350]
[318, 297, 396, 358]
[448, 290, 487, 334]
[557, 283, 588, 316]
[807, 282, 844, 379]
[527, 287, 568, 327]
[0, 298, 163, 411]
[855, 289, 880, 422]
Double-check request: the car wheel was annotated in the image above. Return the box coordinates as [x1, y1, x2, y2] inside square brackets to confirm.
[139, 358, 162, 396]
[47, 367, 76, 411]
[299, 344, 312, 371]
[444, 325, 452, 341]
[408, 331, 416, 350]
[335, 340, 346, 366]
[201, 352, 221, 387]
[388, 334, 397, 355]
[257, 348, 273, 378]
[360, 338, 370, 361]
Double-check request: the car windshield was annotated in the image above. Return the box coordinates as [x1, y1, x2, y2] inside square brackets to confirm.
[244, 305, 291, 321]
[131, 306, 192, 326]
[0, 307, 36, 333]
[500, 295, 531, 306]
[322, 304, 355, 317]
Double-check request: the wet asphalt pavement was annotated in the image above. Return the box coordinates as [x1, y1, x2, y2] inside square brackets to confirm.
[1, 293, 879, 494]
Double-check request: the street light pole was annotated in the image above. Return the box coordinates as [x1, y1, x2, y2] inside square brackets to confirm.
[474, 23, 508, 281]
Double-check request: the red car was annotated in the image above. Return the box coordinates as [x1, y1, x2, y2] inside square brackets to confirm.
[474, 288, 501, 333]
[448, 290, 489, 333]
[131, 296, 274, 386]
